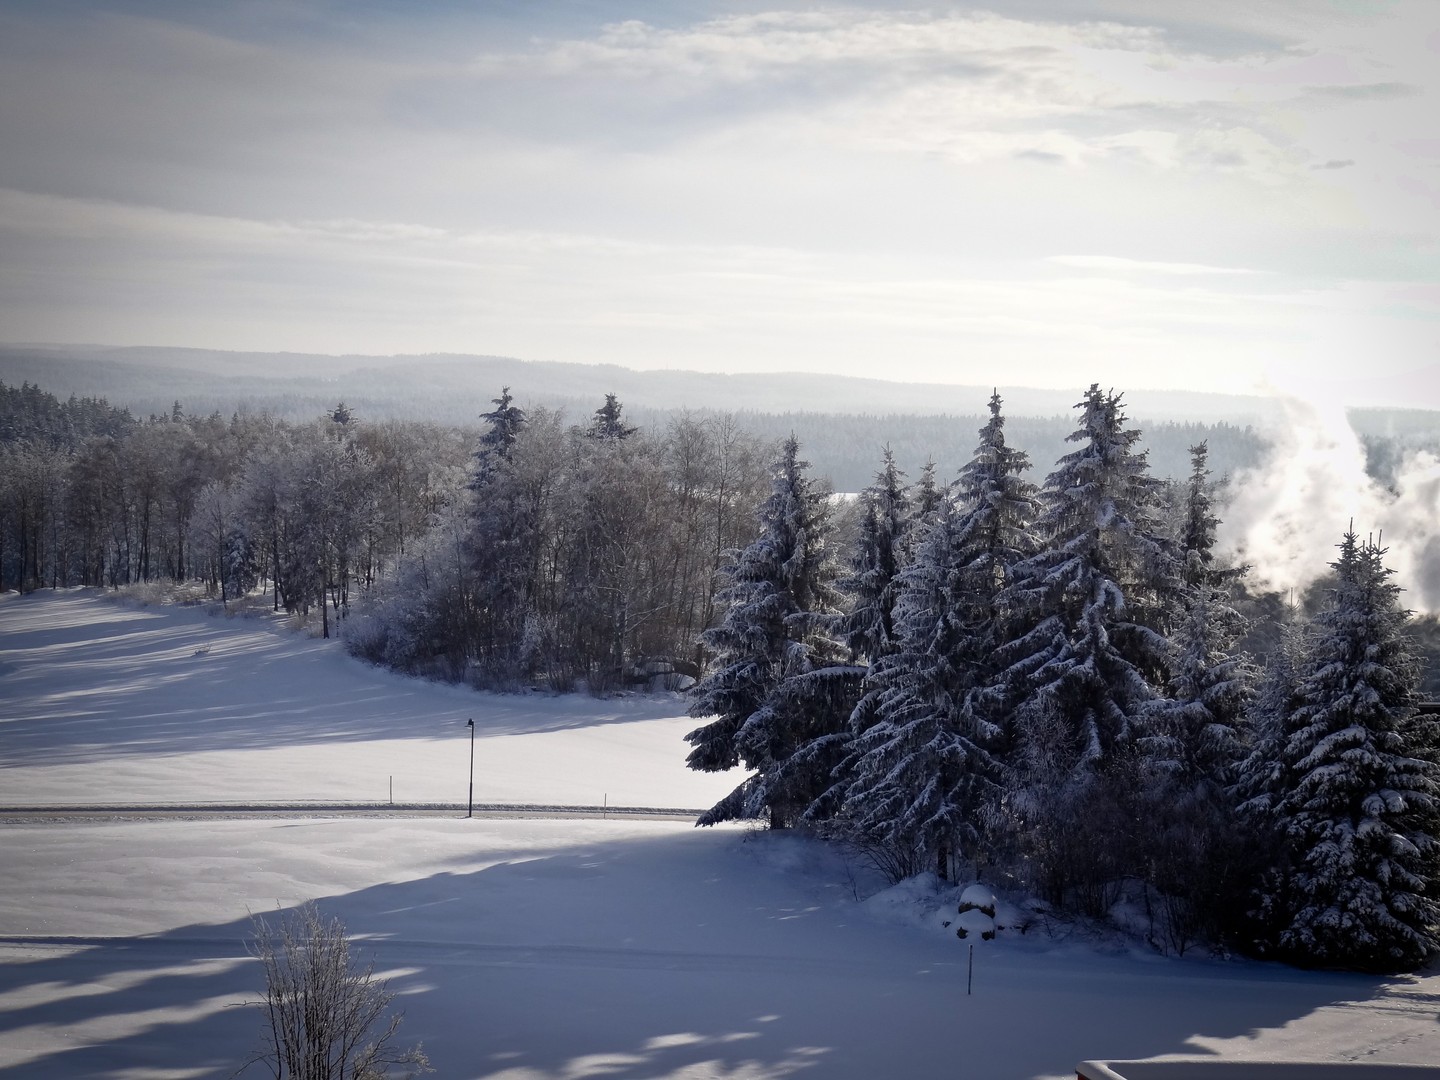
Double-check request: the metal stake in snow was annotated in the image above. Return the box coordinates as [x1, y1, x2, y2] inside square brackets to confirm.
[968, 944, 973, 995]
[465, 718, 475, 818]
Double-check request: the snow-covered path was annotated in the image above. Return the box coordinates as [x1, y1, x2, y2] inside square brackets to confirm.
[5, 591, 1440, 1079]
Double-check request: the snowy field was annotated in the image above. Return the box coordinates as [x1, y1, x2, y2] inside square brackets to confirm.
[4, 591, 1440, 1079]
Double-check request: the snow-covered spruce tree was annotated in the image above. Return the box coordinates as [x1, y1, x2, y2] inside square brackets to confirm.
[465, 399, 560, 686]
[817, 446, 918, 767]
[824, 394, 1038, 880]
[1178, 442, 1231, 591]
[686, 436, 861, 829]
[994, 385, 1181, 912]
[1139, 442, 1257, 949]
[351, 395, 548, 686]
[1259, 530, 1440, 971]
[1233, 616, 1308, 946]
[1238, 618, 1306, 815]
[470, 386, 526, 487]
[587, 392, 638, 442]
[795, 448, 916, 829]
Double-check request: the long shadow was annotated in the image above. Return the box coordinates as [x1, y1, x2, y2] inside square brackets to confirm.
[0, 591, 694, 768]
[0, 827, 1425, 1080]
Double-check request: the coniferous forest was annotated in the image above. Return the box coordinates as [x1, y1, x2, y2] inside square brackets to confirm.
[3, 377, 1438, 971]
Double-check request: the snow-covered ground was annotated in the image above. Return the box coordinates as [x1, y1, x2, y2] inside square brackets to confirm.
[4, 590, 1440, 1080]
[0, 590, 734, 810]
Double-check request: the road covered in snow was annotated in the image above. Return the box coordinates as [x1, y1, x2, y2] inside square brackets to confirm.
[4, 590, 1440, 1080]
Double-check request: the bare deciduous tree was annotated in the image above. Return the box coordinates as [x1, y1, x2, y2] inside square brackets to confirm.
[239, 902, 429, 1080]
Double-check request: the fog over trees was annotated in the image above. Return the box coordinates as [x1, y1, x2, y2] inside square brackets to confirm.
[4, 374, 1440, 971]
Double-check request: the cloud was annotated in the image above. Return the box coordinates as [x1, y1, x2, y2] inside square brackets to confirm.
[1300, 81, 1419, 103]
[471, 12, 1164, 84]
[1014, 149, 1069, 165]
[1048, 255, 1266, 276]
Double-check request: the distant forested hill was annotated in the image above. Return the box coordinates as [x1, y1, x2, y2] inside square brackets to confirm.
[5, 343, 1433, 487]
[0, 343, 1283, 425]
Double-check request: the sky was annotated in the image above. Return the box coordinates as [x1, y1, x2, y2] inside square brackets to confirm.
[0, 0, 1437, 403]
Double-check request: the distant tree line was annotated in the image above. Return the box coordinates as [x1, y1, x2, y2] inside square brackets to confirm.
[0, 382, 471, 625]
[693, 408, 1269, 493]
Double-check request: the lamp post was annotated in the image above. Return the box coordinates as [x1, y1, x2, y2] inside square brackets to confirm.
[466, 718, 475, 818]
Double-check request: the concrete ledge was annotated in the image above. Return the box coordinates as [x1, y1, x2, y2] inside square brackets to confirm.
[1078, 1062, 1440, 1080]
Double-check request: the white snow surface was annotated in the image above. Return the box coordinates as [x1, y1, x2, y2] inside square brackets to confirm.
[4, 590, 1440, 1079]
[0, 590, 734, 809]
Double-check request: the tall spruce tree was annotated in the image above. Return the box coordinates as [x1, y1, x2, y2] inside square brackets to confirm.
[827, 394, 1037, 879]
[1140, 576, 1256, 948]
[910, 459, 943, 540]
[1143, 441, 1254, 799]
[471, 387, 526, 486]
[999, 385, 1178, 774]
[686, 436, 857, 828]
[1238, 619, 1306, 813]
[466, 390, 539, 682]
[806, 447, 916, 800]
[1261, 530, 1440, 971]
[993, 385, 1180, 908]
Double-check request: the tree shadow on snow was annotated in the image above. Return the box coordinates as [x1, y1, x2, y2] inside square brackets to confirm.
[0, 827, 1427, 1080]
[0, 591, 693, 768]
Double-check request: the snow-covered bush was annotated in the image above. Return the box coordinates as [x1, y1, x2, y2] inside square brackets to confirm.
[240, 902, 429, 1080]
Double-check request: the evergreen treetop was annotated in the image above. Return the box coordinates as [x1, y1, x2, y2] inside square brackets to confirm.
[588, 393, 638, 441]
[996, 384, 1179, 777]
